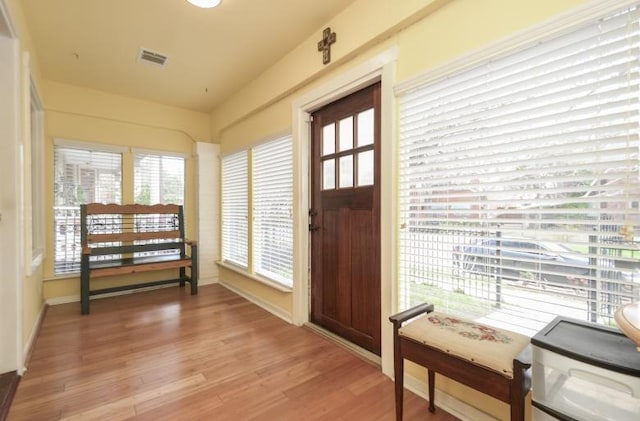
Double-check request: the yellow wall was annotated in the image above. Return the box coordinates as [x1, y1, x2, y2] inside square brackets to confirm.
[397, 0, 589, 81]
[41, 80, 210, 300]
[212, 0, 588, 137]
[211, 0, 590, 419]
[211, 0, 451, 139]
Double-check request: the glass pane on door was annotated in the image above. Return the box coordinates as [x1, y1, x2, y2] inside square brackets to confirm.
[357, 109, 374, 147]
[323, 123, 335, 155]
[339, 117, 353, 151]
[323, 159, 335, 190]
[357, 150, 374, 186]
[339, 155, 353, 188]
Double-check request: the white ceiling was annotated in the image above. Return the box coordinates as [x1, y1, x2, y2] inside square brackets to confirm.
[21, 0, 357, 112]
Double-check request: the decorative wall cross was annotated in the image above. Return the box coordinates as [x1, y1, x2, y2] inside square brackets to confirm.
[317, 27, 337, 65]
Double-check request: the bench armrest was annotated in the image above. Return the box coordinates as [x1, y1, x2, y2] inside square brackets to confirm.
[185, 239, 197, 247]
[389, 303, 434, 329]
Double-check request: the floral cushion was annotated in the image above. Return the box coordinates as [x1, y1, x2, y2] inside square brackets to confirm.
[398, 311, 529, 378]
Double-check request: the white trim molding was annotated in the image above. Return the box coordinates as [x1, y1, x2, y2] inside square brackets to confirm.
[290, 47, 398, 378]
[194, 142, 220, 285]
[131, 147, 188, 158]
[24, 53, 46, 277]
[53, 137, 129, 153]
[0, 0, 24, 375]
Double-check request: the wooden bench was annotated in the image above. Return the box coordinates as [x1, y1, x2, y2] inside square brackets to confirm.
[80, 203, 198, 314]
[389, 303, 531, 421]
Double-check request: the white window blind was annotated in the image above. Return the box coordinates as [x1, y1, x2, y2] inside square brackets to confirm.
[398, 5, 640, 335]
[54, 144, 122, 274]
[253, 136, 294, 287]
[134, 152, 185, 258]
[222, 150, 249, 268]
[134, 153, 185, 205]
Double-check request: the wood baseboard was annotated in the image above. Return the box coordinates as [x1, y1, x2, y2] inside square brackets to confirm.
[0, 371, 20, 421]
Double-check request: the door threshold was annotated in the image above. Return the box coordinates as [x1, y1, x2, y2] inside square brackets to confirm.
[304, 323, 381, 367]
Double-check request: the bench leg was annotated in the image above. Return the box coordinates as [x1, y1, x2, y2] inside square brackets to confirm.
[190, 270, 198, 295]
[190, 245, 198, 295]
[179, 267, 186, 287]
[80, 260, 90, 315]
[428, 369, 436, 413]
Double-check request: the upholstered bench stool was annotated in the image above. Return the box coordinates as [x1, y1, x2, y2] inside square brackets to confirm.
[389, 303, 531, 421]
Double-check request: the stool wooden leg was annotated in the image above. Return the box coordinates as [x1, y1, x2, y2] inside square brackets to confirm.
[428, 369, 436, 413]
[393, 343, 404, 421]
[510, 347, 531, 421]
[510, 402, 523, 421]
[389, 304, 435, 420]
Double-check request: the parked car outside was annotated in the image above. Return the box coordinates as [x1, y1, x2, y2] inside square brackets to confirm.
[453, 238, 591, 288]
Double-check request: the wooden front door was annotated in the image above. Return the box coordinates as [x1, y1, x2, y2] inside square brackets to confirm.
[310, 83, 381, 355]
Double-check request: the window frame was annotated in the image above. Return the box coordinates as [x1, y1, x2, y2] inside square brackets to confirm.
[133, 148, 186, 206]
[252, 135, 294, 288]
[132, 149, 187, 259]
[221, 149, 249, 270]
[25, 69, 45, 275]
[219, 134, 295, 291]
[52, 138, 126, 276]
[29, 81, 45, 266]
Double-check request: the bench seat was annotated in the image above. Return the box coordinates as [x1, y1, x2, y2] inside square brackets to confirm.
[87, 253, 194, 277]
[399, 311, 530, 379]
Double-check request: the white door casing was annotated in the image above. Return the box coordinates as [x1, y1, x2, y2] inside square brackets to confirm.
[291, 47, 397, 376]
[0, 0, 24, 374]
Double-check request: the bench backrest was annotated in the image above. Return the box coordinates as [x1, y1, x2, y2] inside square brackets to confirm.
[80, 203, 187, 257]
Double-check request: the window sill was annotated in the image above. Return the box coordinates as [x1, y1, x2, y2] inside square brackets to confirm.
[216, 261, 293, 293]
[44, 273, 80, 282]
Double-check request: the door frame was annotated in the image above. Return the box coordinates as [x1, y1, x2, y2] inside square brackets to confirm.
[0, 0, 25, 375]
[291, 47, 397, 376]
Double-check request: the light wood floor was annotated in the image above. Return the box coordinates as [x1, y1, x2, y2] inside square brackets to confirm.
[9, 284, 458, 421]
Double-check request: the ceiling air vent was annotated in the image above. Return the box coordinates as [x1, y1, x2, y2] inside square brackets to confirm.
[138, 48, 168, 67]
